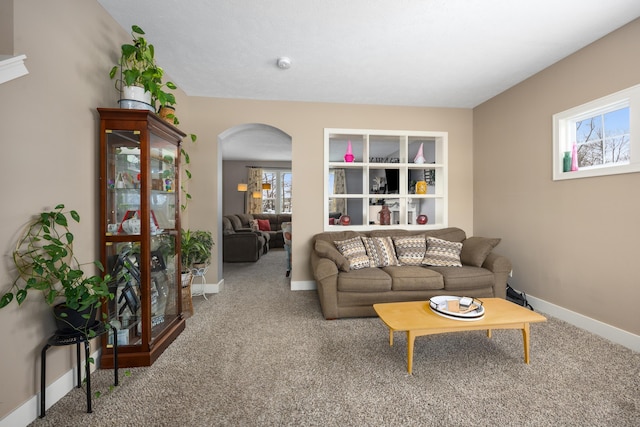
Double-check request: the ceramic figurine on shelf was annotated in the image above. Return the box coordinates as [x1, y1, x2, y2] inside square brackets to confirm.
[344, 140, 355, 162]
[414, 142, 426, 164]
[378, 205, 391, 225]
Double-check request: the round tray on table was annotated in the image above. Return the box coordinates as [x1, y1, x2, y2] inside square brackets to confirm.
[428, 296, 485, 321]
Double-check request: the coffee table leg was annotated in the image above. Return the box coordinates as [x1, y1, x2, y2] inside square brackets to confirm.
[522, 323, 531, 364]
[389, 329, 394, 346]
[487, 329, 492, 338]
[406, 331, 415, 374]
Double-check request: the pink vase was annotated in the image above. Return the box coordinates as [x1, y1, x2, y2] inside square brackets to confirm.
[570, 142, 578, 171]
[344, 141, 354, 162]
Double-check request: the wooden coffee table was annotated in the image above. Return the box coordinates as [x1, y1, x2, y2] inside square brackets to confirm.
[373, 298, 547, 374]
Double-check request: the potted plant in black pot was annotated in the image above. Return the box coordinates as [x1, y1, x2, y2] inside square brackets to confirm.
[0, 204, 115, 336]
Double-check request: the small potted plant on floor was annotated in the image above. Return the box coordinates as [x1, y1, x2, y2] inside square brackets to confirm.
[0, 204, 115, 336]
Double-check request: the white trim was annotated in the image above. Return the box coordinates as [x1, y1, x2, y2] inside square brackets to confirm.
[552, 83, 640, 181]
[291, 280, 316, 291]
[527, 294, 640, 353]
[0, 54, 28, 85]
[191, 279, 224, 296]
[0, 348, 101, 427]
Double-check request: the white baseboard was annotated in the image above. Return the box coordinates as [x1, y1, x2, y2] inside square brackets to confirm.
[291, 280, 316, 291]
[527, 295, 640, 353]
[0, 348, 101, 427]
[191, 278, 224, 296]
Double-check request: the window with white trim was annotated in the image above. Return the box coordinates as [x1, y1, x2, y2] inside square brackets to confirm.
[261, 170, 292, 214]
[553, 84, 640, 180]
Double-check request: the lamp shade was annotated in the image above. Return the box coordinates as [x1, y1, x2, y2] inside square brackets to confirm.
[262, 183, 272, 190]
[237, 183, 248, 192]
[252, 191, 262, 199]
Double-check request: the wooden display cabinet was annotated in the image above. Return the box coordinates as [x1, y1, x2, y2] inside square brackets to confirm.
[98, 108, 186, 368]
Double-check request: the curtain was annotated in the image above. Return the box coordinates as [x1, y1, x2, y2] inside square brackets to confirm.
[248, 168, 263, 214]
[333, 169, 346, 215]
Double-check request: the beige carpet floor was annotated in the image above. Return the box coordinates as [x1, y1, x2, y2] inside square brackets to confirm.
[30, 248, 640, 426]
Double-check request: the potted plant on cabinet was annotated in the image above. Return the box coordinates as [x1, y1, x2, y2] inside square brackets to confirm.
[0, 204, 115, 336]
[109, 24, 197, 210]
[109, 25, 170, 111]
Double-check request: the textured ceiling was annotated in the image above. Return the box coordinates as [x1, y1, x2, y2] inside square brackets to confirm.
[98, 0, 640, 160]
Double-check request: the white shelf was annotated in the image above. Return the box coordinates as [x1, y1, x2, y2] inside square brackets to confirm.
[324, 128, 448, 230]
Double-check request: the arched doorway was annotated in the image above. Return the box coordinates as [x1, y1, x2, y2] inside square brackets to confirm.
[216, 123, 292, 280]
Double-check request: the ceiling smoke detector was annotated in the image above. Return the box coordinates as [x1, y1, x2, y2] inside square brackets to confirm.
[276, 57, 291, 69]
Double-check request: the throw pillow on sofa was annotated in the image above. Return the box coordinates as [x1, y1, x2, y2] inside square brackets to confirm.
[362, 236, 399, 267]
[334, 237, 370, 270]
[422, 236, 463, 267]
[392, 235, 426, 266]
[460, 237, 501, 267]
[257, 219, 271, 231]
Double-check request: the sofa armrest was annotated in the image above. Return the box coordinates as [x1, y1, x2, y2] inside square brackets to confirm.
[482, 252, 512, 299]
[311, 251, 340, 319]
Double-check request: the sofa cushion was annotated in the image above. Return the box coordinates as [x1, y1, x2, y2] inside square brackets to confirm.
[460, 237, 501, 267]
[429, 266, 495, 291]
[334, 237, 370, 270]
[382, 266, 444, 291]
[225, 214, 244, 230]
[422, 236, 462, 267]
[315, 240, 350, 272]
[362, 236, 399, 267]
[392, 235, 426, 266]
[337, 267, 391, 292]
[257, 219, 271, 231]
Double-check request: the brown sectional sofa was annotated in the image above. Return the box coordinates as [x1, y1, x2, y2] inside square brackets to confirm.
[226, 213, 292, 249]
[310, 227, 511, 319]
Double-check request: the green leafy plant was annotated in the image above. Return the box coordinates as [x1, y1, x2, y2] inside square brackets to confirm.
[109, 25, 198, 210]
[109, 25, 176, 108]
[0, 204, 115, 336]
[181, 229, 214, 271]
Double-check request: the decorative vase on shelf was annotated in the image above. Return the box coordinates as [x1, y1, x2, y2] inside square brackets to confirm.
[344, 140, 355, 162]
[339, 215, 351, 226]
[416, 214, 428, 225]
[563, 151, 571, 172]
[378, 205, 391, 225]
[414, 143, 426, 164]
[570, 142, 579, 171]
[415, 181, 427, 194]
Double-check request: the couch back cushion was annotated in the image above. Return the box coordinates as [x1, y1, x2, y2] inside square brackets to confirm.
[225, 214, 244, 230]
[236, 213, 255, 228]
[222, 217, 235, 235]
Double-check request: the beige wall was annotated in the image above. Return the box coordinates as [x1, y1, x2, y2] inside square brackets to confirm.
[0, 0, 127, 420]
[181, 97, 474, 284]
[474, 18, 640, 335]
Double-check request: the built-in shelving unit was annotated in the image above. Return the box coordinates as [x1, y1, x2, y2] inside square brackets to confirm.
[324, 128, 448, 231]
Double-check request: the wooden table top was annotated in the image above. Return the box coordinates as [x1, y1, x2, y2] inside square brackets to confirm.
[374, 298, 547, 331]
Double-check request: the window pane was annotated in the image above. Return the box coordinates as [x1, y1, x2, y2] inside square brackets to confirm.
[575, 107, 630, 168]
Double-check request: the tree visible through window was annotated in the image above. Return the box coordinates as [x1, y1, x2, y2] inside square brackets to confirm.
[262, 170, 292, 214]
[575, 107, 629, 168]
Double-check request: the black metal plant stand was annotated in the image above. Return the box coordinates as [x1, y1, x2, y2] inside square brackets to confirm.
[40, 323, 118, 418]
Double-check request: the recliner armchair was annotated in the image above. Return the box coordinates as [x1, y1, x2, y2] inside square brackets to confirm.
[222, 216, 264, 262]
